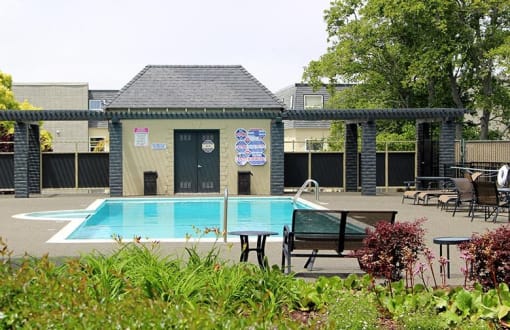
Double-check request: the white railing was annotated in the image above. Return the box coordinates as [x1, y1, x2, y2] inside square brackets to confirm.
[293, 179, 320, 203]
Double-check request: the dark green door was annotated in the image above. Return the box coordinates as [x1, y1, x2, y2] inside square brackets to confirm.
[174, 130, 220, 193]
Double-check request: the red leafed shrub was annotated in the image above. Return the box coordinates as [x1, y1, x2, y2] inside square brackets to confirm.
[460, 225, 510, 290]
[358, 219, 426, 281]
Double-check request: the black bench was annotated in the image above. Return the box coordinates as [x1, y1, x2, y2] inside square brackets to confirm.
[281, 209, 397, 274]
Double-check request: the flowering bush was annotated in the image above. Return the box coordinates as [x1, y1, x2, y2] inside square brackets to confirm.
[357, 218, 426, 281]
[460, 225, 510, 290]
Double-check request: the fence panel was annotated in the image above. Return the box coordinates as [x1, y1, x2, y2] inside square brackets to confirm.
[388, 152, 415, 186]
[285, 151, 416, 189]
[0, 153, 14, 189]
[78, 153, 109, 188]
[42, 153, 75, 188]
[284, 153, 309, 187]
[376, 153, 386, 186]
[462, 141, 510, 163]
[311, 153, 343, 187]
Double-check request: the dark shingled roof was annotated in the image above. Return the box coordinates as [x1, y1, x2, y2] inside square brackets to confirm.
[106, 65, 285, 110]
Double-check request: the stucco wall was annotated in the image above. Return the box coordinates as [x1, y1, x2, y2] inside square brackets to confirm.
[284, 127, 331, 152]
[12, 83, 90, 152]
[121, 119, 272, 196]
[88, 127, 110, 152]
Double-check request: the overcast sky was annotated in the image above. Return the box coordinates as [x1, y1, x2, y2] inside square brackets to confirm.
[1, 0, 331, 92]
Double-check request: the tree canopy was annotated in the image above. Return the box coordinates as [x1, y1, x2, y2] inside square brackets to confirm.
[0, 70, 52, 151]
[304, 0, 510, 140]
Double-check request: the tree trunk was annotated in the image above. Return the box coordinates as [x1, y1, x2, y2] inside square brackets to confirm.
[480, 109, 490, 140]
[448, 63, 464, 109]
[446, 64, 465, 139]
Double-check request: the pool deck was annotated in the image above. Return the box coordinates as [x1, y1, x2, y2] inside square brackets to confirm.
[1, 191, 508, 286]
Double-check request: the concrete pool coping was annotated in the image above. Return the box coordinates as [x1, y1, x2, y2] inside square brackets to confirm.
[1, 191, 507, 285]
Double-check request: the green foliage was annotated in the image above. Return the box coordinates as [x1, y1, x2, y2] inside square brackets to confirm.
[304, 0, 510, 139]
[327, 120, 416, 151]
[0, 72, 19, 111]
[376, 120, 416, 151]
[0, 236, 507, 329]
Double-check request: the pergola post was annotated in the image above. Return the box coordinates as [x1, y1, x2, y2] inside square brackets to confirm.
[28, 124, 41, 194]
[109, 119, 123, 197]
[344, 122, 358, 192]
[14, 122, 29, 198]
[361, 120, 377, 195]
[416, 120, 433, 177]
[270, 117, 284, 195]
[439, 118, 456, 177]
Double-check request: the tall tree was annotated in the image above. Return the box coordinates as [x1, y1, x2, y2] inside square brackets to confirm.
[304, 0, 510, 139]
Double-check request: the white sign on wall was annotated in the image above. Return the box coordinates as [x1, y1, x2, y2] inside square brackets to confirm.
[151, 143, 167, 150]
[134, 128, 149, 147]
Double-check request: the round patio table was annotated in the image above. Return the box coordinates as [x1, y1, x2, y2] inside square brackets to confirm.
[229, 230, 278, 268]
[433, 236, 471, 278]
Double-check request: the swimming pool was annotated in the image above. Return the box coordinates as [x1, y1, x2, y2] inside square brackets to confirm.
[17, 197, 324, 243]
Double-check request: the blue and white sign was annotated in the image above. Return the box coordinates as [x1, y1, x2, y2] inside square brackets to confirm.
[234, 127, 267, 166]
[248, 140, 266, 154]
[248, 153, 266, 166]
[235, 140, 249, 153]
[235, 153, 248, 166]
[248, 128, 266, 139]
[235, 128, 248, 140]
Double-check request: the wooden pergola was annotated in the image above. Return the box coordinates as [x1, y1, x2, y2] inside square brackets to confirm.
[0, 108, 465, 197]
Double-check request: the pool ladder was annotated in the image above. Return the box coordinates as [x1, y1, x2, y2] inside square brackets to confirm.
[293, 179, 320, 203]
[223, 186, 228, 242]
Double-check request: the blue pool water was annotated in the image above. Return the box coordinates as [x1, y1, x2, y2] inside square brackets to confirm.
[64, 197, 316, 240]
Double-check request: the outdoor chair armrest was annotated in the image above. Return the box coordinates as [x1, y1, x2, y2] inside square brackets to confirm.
[283, 225, 294, 250]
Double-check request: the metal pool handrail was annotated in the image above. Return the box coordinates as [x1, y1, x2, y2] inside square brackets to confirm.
[293, 179, 320, 203]
[223, 186, 228, 242]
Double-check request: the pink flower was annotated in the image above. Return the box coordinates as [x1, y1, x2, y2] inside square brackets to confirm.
[413, 262, 427, 276]
[439, 256, 449, 265]
[459, 250, 473, 261]
[424, 248, 435, 261]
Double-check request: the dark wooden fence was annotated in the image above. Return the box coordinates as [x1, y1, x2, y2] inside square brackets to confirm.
[4, 150, 505, 192]
[41, 153, 109, 188]
[0, 153, 14, 190]
[0, 153, 109, 191]
[284, 152, 415, 188]
[1, 151, 416, 191]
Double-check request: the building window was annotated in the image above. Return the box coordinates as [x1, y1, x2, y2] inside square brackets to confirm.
[89, 137, 106, 152]
[305, 139, 324, 151]
[289, 95, 294, 109]
[89, 100, 104, 111]
[304, 95, 323, 110]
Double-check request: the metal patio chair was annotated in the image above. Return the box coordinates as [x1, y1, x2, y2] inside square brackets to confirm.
[471, 181, 510, 222]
